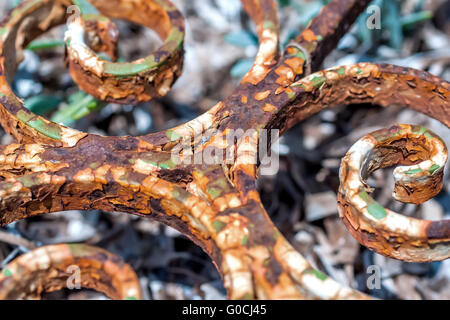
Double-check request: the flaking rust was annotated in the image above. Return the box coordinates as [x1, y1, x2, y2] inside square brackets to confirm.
[0, 244, 142, 300]
[338, 124, 449, 262]
[0, 0, 448, 300]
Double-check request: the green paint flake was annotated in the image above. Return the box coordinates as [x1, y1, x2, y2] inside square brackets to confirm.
[172, 189, 180, 198]
[263, 258, 270, 267]
[16, 110, 34, 123]
[142, 159, 158, 167]
[286, 90, 296, 100]
[358, 191, 370, 202]
[429, 164, 440, 174]
[105, 53, 162, 76]
[359, 191, 387, 219]
[17, 175, 40, 188]
[68, 243, 89, 256]
[311, 75, 326, 87]
[207, 187, 221, 199]
[89, 162, 100, 169]
[165, 28, 184, 47]
[18, 112, 61, 140]
[291, 83, 306, 89]
[2, 268, 12, 277]
[241, 235, 248, 245]
[158, 159, 175, 169]
[305, 269, 327, 281]
[106, 61, 157, 76]
[0, 27, 7, 36]
[263, 20, 276, 30]
[367, 202, 387, 220]
[158, 28, 184, 55]
[424, 132, 433, 140]
[27, 118, 56, 136]
[356, 68, 362, 74]
[212, 220, 226, 232]
[293, 50, 306, 60]
[166, 130, 182, 141]
[26, 39, 64, 51]
[337, 67, 345, 76]
[82, 14, 109, 22]
[74, 0, 99, 15]
[125, 296, 138, 300]
[316, 35, 323, 41]
[405, 168, 422, 174]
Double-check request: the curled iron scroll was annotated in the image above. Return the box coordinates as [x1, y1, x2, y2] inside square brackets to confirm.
[0, 0, 448, 300]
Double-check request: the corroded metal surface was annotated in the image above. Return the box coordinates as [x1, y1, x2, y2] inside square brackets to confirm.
[0, 244, 142, 300]
[338, 124, 449, 262]
[0, 0, 448, 300]
[66, 0, 185, 104]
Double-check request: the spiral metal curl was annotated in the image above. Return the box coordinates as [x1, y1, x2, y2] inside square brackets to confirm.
[0, 0, 448, 300]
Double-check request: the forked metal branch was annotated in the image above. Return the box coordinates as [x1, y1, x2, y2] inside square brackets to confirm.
[0, 0, 448, 299]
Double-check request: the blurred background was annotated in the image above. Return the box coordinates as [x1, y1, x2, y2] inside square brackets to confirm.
[0, 0, 449, 299]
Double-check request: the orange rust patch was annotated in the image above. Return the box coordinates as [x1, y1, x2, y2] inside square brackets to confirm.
[73, 168, 95, 183]
[301, 29, 317, 42]
[244, 190, 261, 204]
[286, 47, 297, 55]
[263, 103, 277, 113]
[242, 66, 272, 86]
[192, 170, 210, 189]
[138, 140, 156, 152]
[275, 87, 284, 95]
[236, 163, 256, 179]
[275, 66, 295, 86]
[254, 90, 271, 101]
[94, 165, 111, 184]
[241, 96, 248, 104]
[275, 66, 294, 78]
[51, 175, 66, 185]
[284, 58, 304, 75]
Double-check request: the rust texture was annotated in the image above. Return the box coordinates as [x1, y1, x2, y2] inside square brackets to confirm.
[0, 244, 142, 300]
[338, 124, 448, 262]
[0, 0, 448, 300]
